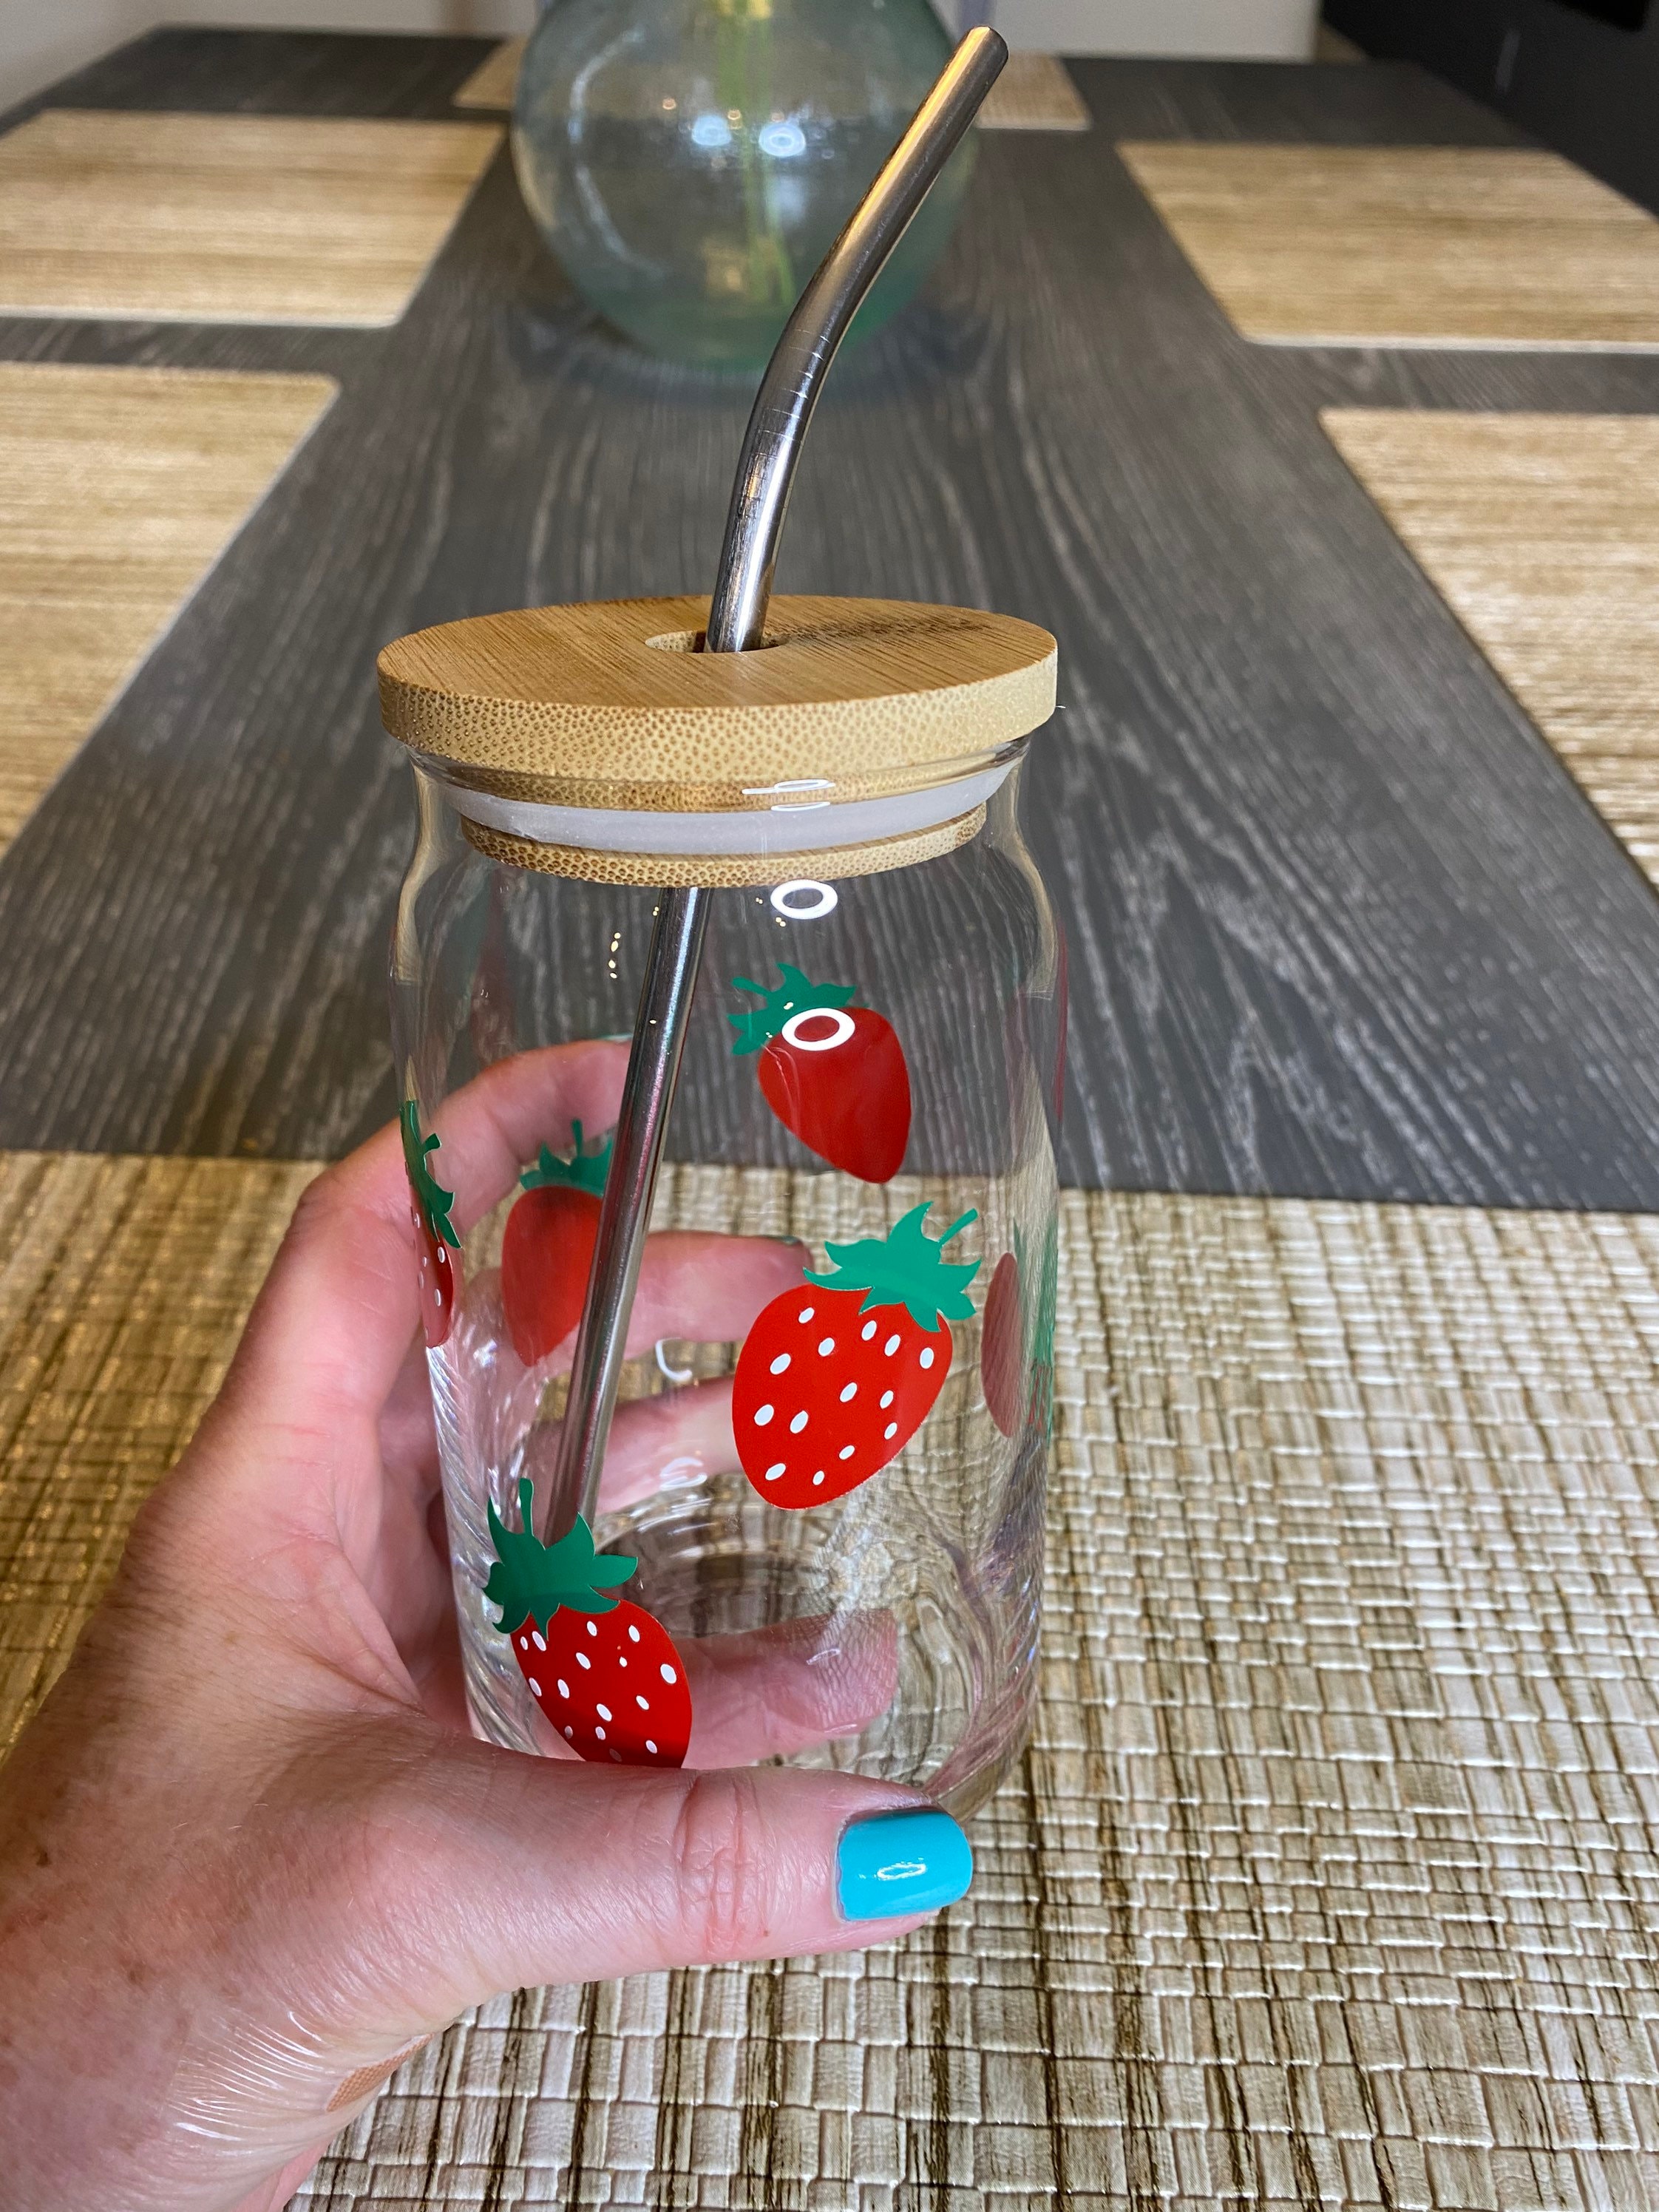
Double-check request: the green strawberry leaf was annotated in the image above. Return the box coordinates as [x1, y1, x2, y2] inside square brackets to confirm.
[727, 964, 856, 1056]
[485, 1477, 638, 1636]
[401, 1099, 458, 1249]
[519, 1119, 613, 1198]
[804, 1201, 981, 1332]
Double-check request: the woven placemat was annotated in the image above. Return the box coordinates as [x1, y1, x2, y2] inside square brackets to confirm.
[0, 1153, 316, 1754]
[0, 109, 501, 325]
[7, 1153, 1659, 2205]
[978, 54, 1090, 132]
[0, 362, 335, 854]
[1325, 408, 1659, 892]
[1119, 142, 1659, 348]
[454, 38, 523, 112]
[454, 39, 1088, 129]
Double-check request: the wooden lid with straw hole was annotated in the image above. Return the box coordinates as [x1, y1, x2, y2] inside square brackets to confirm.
[378, 594, 1056, 805]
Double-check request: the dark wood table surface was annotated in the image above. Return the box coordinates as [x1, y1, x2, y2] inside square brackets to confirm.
[4, 28, 1659, 1210]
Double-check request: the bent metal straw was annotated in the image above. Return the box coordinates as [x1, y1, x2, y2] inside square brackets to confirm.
[543, 26, 1011, 1541]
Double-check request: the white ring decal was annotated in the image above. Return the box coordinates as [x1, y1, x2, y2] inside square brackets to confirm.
[770, 879, 838, 920]
[781, 1006, 856, 1054]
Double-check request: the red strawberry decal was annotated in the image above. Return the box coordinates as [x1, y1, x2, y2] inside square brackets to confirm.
[983, 1219, 1059, 1442]
[981, 1249, 1025, 1438]
[500, 1122, 611, 1367]
[485, 1477, 692, 1767]
[730, 965, 911, 1184]
[733, 1204, 980, 1509]
[401, 1099, 461, 1349]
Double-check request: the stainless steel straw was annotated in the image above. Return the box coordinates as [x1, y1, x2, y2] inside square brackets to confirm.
[548, 24, 1009, 1538]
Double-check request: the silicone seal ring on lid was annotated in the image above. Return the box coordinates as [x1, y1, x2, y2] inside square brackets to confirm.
[441, 761, 1014, 857]
[378, 594, 1056, 883]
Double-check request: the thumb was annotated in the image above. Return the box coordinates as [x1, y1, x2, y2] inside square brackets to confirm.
[374, 1733, 974, 2012]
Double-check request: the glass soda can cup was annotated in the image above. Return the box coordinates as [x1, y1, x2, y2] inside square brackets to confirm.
[382, 593, 1060, 1818]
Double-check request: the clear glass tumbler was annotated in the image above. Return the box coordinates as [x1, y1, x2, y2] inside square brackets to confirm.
[383, 593, 1060, 1818]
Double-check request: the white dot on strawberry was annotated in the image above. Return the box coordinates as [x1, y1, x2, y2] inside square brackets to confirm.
[557, 1678, 569, 1698]
[596, 1703, 612, 1721]
[818, 1337, 835, 1355]
[586, 1621, 597, 1637]
[885, 1422, 898, 1439]
[790, 1410, 808, 1432]
[519, 1636, 529, 1651]
[628, 1625, 640, 1643]
[595, 1725, 606, 1741]
[530, 1680, 543, 1696]
[812, 1470, 825, 1486]
[660, 1663, 677, 1683]
[839, 1382, 857, 1401]
[563, 1726, 574, 1740]
[754, 1403, 774, 1425]
[838, 1445, 855, 1459]
[764, 1461, 784, 1481]
[770, 1353, 790, 1374]
[532, 1629, 546, 1651]
[576, 1651, 591, 1670]
[861, 1319, 877, 1340]
[645, 1739, 657, 1754]
[881, 1389, 894, 1408]
[919, 1346, 935, 1370]
[797, 1306, 814, 1323]
[636, 1695, 649, 1709]
[884, 1334, 900, 1355]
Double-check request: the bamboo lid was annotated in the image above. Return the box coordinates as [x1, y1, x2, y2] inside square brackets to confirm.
[378, 594, 1056, 804]
[378, 593, 1056, 885]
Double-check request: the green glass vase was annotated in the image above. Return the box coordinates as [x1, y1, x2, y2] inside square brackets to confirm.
[512, 0, 976, 370]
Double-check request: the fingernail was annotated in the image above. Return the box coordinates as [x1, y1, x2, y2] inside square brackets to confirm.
[837, 1808, 972, 1921]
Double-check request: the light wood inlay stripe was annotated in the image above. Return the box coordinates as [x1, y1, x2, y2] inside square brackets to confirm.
[1324, 408, 1659, 891]
[0, 362, 336, 852]
[1122, 141, 1659, 348]
[0, 109, 502, 326]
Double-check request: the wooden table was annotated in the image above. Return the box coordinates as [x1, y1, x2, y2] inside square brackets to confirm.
[4, 28, 1659, 1213]
[14, 31, 1659, 2212]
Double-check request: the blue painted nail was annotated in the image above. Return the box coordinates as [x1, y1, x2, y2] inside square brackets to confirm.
[837, 1808, 973, 1921]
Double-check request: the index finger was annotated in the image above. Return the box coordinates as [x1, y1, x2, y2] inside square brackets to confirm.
[221, 1043, 631, 1436]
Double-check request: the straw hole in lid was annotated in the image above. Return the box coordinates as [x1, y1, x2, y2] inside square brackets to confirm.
[645, 628, 782, 654]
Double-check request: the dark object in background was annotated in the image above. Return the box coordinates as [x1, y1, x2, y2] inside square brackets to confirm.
[1326, 0, 1659, 214]
[1557, 0, 1647, 24]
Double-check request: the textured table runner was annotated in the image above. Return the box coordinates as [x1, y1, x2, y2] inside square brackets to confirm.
[1119, 143, 1659, 349]
[6, 1153, 1659, 2205]
[0, 109, 501, 325]
[1325, 409, 1659, 894]
[0, 362, 335, 854]
[455, 39, 1089, 129]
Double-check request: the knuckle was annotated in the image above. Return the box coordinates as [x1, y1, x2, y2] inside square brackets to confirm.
[665, 1771, 773, 1959]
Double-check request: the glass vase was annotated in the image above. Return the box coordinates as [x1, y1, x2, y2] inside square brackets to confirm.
[511, 0, 976, 369]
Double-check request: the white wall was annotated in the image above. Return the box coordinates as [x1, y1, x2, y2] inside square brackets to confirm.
[2, 0, 1316, 116]
[0, 1, 534, 115]
[994, 0, 1318, 55]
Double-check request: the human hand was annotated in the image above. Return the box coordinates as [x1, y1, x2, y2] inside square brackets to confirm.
[0, 1048, 973, 2212]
